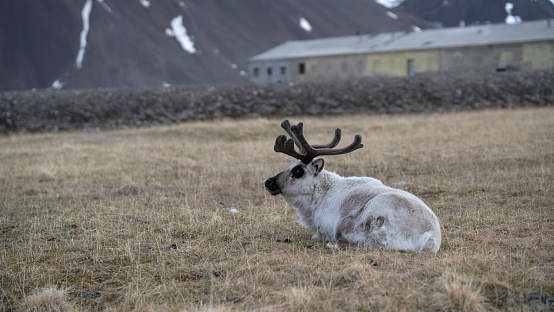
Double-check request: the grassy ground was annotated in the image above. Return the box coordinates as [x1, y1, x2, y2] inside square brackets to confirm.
[1, 107, 552, 311]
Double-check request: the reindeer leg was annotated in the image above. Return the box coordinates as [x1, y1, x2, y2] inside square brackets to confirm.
[311, 226, 325, 240]
[324, 240, 368, 251]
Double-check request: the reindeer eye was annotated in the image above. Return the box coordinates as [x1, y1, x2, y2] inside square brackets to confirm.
[291, 167, 304, 179]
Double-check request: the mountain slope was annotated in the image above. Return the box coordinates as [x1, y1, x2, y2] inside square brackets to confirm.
[396, 0, 554, 27]
[0, 0, 430, 91]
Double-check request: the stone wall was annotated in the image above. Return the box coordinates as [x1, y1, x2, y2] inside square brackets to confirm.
[1, 70, 552, 134]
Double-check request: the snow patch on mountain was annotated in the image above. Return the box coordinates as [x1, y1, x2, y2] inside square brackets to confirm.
[97, 0, 113, 14]
[375, 0, 404, 8]
[75, 0, 93, 70]
[139, 0, 150, 8]
[299, 17, 312, 32]
[505, 2, 522, 24]
[165, 15, 196, 54]
[51, 79, 64, 90]
[386, 11, 399, 20]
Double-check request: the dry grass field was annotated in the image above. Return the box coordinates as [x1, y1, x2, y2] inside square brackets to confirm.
[0, 107, 553, 311]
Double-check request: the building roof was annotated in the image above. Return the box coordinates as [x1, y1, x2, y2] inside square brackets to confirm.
[250, 19, 554, 61]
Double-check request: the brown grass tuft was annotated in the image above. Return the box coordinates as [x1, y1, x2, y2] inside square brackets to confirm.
[17, 288, 77, 312]
[441, 271, 486, 312]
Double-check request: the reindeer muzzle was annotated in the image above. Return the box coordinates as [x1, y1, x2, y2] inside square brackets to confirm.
[264, 176, 281, 196]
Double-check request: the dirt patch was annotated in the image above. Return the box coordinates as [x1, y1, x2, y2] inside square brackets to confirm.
[1, 70, 552, 134]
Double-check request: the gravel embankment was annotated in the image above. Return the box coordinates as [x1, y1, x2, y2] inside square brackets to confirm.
[1, 70, 553, 134]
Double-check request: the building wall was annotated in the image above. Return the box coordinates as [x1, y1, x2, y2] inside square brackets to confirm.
[250, 40, 554, 83]
[249, 60, 289, 84]
[439, 44, 522, 72]
[439, 41, 554, 72]
[365, 50, 440, 76]
[523, 41, 554, 70]
[363, 40, 554, 76]
[288, 54, 367, 83]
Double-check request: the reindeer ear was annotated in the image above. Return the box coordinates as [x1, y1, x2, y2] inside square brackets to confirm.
[309, 158, 325, 176]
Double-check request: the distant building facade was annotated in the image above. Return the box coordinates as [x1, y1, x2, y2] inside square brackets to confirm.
[248, 19, 554, 83]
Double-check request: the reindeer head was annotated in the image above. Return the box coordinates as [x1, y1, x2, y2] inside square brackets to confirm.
[264, 119, 363, 196]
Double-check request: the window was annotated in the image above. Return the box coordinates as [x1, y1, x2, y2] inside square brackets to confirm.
[267, 67, 273, 76]
[341, 62, 348, 72]
[407, 59, 414, 76]
[253, 67, 259, 77]
[281, 66, 287, 74]
[298, 63, 305, 74]
[357, 60, 364, 74]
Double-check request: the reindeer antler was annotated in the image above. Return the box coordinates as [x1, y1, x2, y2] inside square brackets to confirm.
[274, 119, 363, 164]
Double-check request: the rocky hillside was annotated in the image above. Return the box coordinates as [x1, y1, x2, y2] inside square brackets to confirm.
[0, 0, 430, 91]
[396, 0, 554, 27]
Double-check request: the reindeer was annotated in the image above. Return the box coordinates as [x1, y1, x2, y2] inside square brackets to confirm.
[264, 119, 441, 253]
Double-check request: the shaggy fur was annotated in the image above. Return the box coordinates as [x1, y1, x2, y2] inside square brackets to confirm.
[265, 158, 441, 253]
